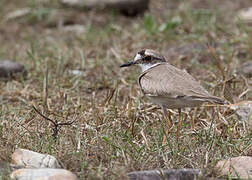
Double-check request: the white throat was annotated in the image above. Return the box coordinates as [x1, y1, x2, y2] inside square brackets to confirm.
[138, 63, 160, 72]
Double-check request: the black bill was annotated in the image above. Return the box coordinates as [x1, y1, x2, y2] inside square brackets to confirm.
[120, 60, 134, 68]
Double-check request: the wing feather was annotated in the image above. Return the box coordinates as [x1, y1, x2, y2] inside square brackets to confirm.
[138, 63, 211, 99]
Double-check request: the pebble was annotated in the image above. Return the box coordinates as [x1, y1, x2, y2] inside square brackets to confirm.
[0, 60, 26, 79]
[10, 168, 77, 180]
[237, 7, 252, 25]
[229, 101, 252, 124]
[128, 169, 202, 180]
[216, 156, 252, 179]
[60, 0, 150, 16]
[12, 148, 61, 169]
[5, 8, 31, 21]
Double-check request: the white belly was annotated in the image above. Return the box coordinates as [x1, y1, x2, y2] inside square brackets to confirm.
[147, 96, 204, 109]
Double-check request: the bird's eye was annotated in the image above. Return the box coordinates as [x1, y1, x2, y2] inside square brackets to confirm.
[144, 56, 152, 61]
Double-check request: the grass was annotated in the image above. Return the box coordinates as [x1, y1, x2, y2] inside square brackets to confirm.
[0, 0, 252, 179]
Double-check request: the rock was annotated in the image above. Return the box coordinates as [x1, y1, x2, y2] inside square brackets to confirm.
[229, 101, 252, 123]
[0, 60, 26, 79]
[60, 0, 149, 16]
[237, 7, 252, 25]
[216, 156, 252, 179]
[128, 169, 202, 180]
[62, 25, 85, 33]
[68, 69, 85, 75]
[10, 168, 77, 180]
[4, 8, 31, 21]
[237, 61, 252, 78]
[11, 148, 61, 168]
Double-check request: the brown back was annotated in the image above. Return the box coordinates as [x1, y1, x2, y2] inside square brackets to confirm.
[138, 63, 211, 98]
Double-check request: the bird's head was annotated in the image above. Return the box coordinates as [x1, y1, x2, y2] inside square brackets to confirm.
[120, 49, 166, 72]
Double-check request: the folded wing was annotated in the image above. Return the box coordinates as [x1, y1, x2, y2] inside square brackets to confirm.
[138, 63, 225, 104]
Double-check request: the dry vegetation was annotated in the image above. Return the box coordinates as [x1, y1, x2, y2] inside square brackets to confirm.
[0, 0, 252, 179]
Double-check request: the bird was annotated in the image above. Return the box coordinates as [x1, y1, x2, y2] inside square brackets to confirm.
[120, 49, 225, 140]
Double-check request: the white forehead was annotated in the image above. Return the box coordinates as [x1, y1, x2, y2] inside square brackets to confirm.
[144, 49, 156, 56]
[134, 49, 158, 62]
[133, 53, 142, 61]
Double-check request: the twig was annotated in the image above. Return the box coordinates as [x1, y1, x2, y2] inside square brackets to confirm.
[32, 105, 77, 139]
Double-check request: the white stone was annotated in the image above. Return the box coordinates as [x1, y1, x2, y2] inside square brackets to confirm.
[12, 149, 61, 168]
[10, 168, 77, 180]
[61, 0, 80, 6]
[5, 8, 31, 21]
[216, 156, 252, 179]
[62, 25, 85, 34]
[229, 101, 252, 123]
[237, 7, 252, 24]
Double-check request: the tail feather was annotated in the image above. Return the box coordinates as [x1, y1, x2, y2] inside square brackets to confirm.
[204, 96, 227, 105]
[190, 95, 227, 105]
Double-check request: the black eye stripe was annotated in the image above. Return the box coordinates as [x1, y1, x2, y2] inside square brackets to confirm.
[144, 56, 152, 61]
[143, 56, 162, 61]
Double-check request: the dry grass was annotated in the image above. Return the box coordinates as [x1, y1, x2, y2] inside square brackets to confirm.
[0, 0, 252, 179]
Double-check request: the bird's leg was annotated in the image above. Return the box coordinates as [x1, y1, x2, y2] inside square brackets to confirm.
[162, 106, 172, 133]
[191, 107, 198, 130]
[176, 108, 182, 142]
[162, 106, 171, 144]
